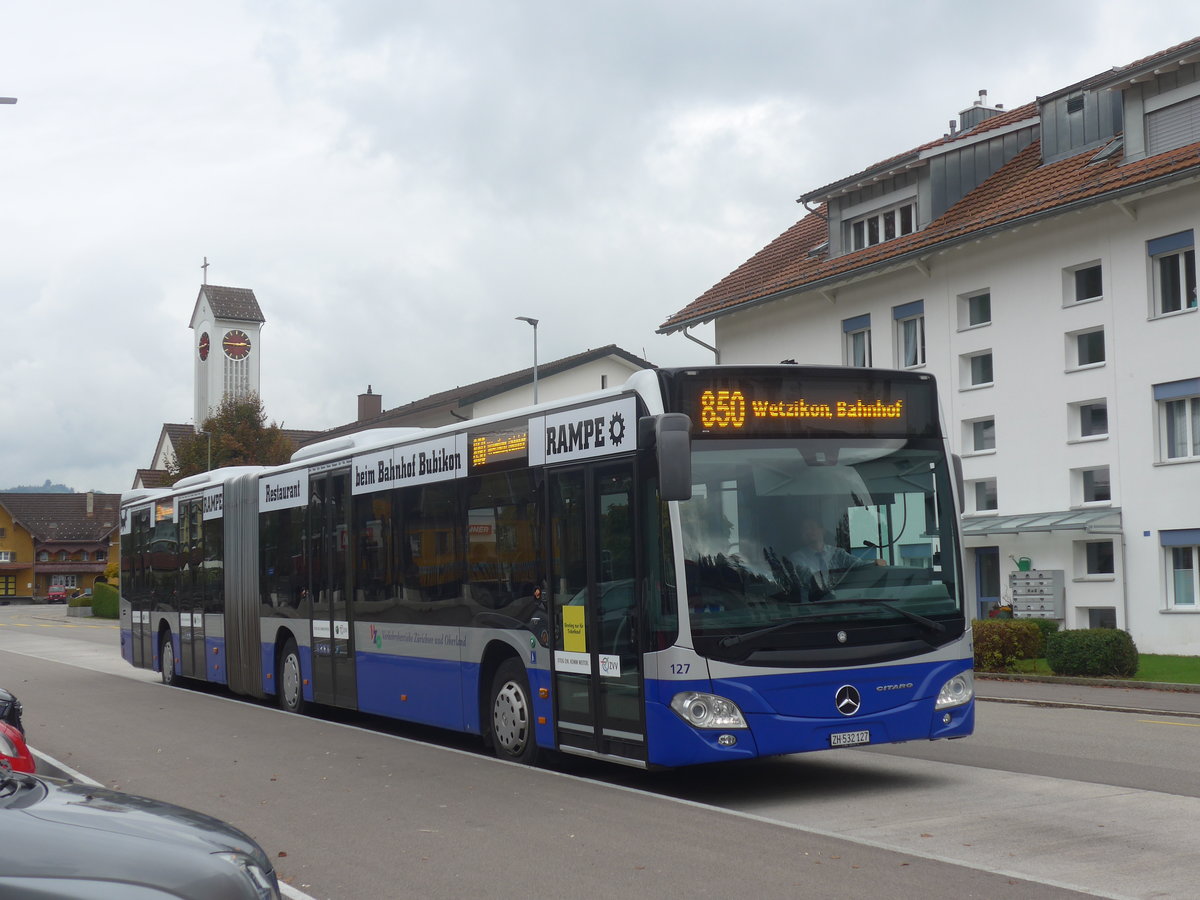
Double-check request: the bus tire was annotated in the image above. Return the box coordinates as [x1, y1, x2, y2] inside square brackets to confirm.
[160, 631, 178, 687]
[489, 658, 539, 765]
[278, 638, 306, 715]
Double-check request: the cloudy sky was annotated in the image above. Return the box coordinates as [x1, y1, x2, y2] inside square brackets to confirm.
[3, 2, 1199, 493]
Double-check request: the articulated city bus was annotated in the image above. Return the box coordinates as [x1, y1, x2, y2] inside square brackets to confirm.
[120, 366, 973, 768]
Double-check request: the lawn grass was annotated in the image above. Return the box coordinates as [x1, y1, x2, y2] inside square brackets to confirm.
[1009, 654, 1200, 684]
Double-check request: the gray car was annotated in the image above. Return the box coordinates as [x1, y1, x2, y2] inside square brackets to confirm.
[0, 762, 279, 899]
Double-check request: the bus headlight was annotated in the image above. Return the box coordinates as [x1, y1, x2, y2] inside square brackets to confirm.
[670, 692, 747, 729]
[935, 671, 974, 710]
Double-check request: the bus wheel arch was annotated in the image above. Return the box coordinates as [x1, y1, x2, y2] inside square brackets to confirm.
[486, 652, 540, 765]
[275, 632, 306, 715]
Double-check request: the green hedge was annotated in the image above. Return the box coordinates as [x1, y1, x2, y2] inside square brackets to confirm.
[1027, 618, 1060, 657]
[1046, 628, 1138, 678]
[91, 582, 119, 619]
[67, 593, 90, 608]
[972, 619, 1041, 672]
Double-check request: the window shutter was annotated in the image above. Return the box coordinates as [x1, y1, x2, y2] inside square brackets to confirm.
[1147, 95, 1200, 156]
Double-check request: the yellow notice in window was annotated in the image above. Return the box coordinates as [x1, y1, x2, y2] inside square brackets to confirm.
[562, 605, 586, 653]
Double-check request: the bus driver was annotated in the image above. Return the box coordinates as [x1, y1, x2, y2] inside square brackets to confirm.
[789, 515, 885, 592]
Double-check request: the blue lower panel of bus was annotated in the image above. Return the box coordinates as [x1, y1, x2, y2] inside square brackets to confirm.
[356, 650, 469, 732]
[120, 628, 132, 666]
[205, 637, 227, 685]
[643, 659, 974, 768]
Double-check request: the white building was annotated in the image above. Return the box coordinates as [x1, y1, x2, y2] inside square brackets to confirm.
[660, 39, 1200, 654]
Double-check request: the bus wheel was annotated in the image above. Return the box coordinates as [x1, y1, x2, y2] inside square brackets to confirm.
[490, 658, 538, 765]
[278, 638, 306, 714]
[160, 632, 178, 687]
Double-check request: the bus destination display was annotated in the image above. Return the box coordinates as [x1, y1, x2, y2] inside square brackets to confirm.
[470, 429, 529, 470]
[669, 370, 939, 438]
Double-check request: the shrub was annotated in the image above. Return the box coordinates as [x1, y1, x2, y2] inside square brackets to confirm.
[91, 582, 119, 619]
[67, 593, 90, 608]
[972, 619, 1041, 672]
[1027, 618, 1060, 657]
[1046, 628, 1138, 678]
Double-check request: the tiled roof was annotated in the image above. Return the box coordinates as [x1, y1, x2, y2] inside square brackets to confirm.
[662, 124, 1200, 333]
[309, 345, 656, 444]
[799, 102, 1038, 203]
[199, 285, 264, 323]
[163, 423, 196, 449]
[0, 493, 121, 542]
[132, 469, 171, 489]
[662, 37, 1200, 333]
[280, 428, 323, 447]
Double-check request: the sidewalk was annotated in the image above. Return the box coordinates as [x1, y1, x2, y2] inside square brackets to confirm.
[976, 672, 1200, 718]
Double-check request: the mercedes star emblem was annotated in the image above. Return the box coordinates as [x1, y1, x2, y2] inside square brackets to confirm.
[835, 685, 862, 716]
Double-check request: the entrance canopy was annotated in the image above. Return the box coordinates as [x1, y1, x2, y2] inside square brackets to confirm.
[961, 507, 1122, 537]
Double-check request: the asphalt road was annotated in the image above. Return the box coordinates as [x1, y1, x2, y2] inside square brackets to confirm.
[4, 606, 1195, 899]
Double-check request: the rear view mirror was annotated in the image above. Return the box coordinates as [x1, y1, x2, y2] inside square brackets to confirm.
[655, 414, 692, 501]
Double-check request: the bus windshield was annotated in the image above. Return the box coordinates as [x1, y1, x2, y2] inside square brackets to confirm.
[678, 438, 963, 666]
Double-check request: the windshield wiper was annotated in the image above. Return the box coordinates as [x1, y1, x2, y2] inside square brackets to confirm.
[717, 598, 946, 652]
[718, 610, 848, 650]
[817, 596, 946, 637]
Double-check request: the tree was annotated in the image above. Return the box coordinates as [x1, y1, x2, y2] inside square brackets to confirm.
[168, 393, 296, 480]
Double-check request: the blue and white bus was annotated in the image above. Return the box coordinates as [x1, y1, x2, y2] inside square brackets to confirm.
[120, 366, 973, 768]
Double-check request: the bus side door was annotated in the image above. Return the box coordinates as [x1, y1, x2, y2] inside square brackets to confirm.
[548, 461, 646, 764]
[308, 469, 357, 709]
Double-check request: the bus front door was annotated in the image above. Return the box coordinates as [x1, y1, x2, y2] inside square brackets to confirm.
[308, 470, 357, 709]
[549, 462, 646, 765]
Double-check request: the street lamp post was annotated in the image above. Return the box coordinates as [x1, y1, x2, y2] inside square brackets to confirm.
[199, 431, 212, 471]
[515, 316, 539, 404]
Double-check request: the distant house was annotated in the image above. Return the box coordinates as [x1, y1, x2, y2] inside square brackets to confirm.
[0, 493, 120, 602]
[306, 344, 656, 445]
[134, 422, 321, 489]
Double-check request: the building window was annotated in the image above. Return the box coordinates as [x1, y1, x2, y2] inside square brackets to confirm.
[1162, 529, 1200, 608]
[1073, 466, 1111, 505]
[957, 290, 991, 329]
[1071, 399, 1108, 439]
[1155, 378, 1200, 462]
[0, 551, 14, 563]
[1078, 540, 1115, 576]
[850, 201, 916, 251]
[971, 478, 998, 512]
[964, 417, 995, 453]
[1067, 327, 1105, 369]
[961, 350, 993, 388]
[0, 576, 14, 597]
[0, 527, 6, 538]
[893, 300, 925, 367]
[1065, 262, 1103, 304]
[96, 549, 107, 562]
[37, 551, 48, 562]
[1149, 231, 1197, 316]
[842, 314, 872, 367]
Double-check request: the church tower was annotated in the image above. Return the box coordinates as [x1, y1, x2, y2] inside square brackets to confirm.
[189, 284, 265, 428]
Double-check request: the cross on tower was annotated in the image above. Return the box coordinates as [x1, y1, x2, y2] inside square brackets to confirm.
[201, 256, 209, 285]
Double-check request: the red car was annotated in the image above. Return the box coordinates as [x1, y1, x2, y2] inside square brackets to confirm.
[46, 586, 68, 603]
[0, 722, 34, 774]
